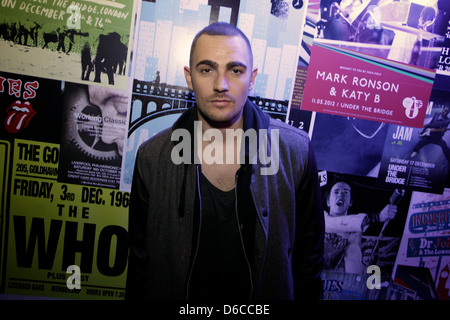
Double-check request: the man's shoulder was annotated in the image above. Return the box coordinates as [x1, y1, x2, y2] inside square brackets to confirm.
[138, 127, 173, 155]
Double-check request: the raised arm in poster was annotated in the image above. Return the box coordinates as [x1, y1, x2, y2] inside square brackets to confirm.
[120, 0, 309, 191]
[0, 0, 136, 90]
[320, 171, 411, 299]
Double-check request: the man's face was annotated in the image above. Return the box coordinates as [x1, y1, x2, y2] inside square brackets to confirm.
[184, 34, 257, 127]
[327, 182, 352, 216]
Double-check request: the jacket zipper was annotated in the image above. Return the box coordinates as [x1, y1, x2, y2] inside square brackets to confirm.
[235, 171, 254, 299]
[185, 165, 202, 300]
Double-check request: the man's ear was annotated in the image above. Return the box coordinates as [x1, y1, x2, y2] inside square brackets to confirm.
[249, 68, 258, 91]
[184, 66, 193, 91]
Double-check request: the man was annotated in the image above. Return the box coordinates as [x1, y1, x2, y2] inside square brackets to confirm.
[323, 180, 397, 273]
[410, 104, 450, 163]
[126, 22, 324, 300]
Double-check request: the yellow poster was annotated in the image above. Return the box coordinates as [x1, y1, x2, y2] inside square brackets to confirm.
[5, 139, 128, 299]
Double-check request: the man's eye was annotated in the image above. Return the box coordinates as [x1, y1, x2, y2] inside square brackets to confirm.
[231, 68, 243, 74]
[201, 68, 212, 73]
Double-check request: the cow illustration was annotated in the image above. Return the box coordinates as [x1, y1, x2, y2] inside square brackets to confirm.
[92, 32, 128, 85]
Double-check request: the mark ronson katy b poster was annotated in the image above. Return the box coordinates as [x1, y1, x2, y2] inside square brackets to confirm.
[120, 0, 309, 191]
[301, 41, 435, 128]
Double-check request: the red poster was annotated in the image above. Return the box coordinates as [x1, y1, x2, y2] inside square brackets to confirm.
[301, 42, 436, 128]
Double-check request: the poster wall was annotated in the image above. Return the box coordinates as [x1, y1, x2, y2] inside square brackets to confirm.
[0, 1, 136, 299]
[0, 0, 449, 301]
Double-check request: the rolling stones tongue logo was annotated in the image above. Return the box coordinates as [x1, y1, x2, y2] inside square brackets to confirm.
[5, 100, 36, 134]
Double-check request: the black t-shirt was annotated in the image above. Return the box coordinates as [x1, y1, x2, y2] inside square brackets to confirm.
[188, 173, 251, 300]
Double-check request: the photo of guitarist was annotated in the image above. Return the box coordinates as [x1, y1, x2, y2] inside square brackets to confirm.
[410, 104, 450, 164]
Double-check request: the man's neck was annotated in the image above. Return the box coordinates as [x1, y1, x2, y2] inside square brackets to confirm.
[196, 110, 244, 191]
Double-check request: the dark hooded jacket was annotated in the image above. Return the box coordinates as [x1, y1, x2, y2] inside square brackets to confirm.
[126, 99, 324, 300]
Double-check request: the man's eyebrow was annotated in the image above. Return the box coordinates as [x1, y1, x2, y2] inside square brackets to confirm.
[227, 61, 248, 69]
[195, 60, 218, 69]
[195, 60, 248, 70]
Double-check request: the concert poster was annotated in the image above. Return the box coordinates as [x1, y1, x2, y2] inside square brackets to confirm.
[58, 82, 130, 190]
[286, 0, 321, 136]
[299, 0, 449, 128]
[0, 0, 136, 90]
[0, 71, 63, 144]
[120, 0, 310, 191]
[376, 85, 450, 194]
[3, 139, 129, 299]
[314, 0, 447, 71]
[320, 171, 411, 300]
[301, 41, 435, 128]
[0, 74, 130, 298]
[311, 112, 389, 177]
[390, 188, 450, 300]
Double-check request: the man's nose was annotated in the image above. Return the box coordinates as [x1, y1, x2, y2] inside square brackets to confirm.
[214, 72, 229, 92]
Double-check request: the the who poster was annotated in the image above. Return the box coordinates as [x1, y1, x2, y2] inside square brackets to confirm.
[320, 171, 410, 299]
[3, 140, 129, 299]
[0, 71, 63, 295]
[390, 189, 450, 300]
[0, 0, 136, 90]
[120, 0, 310, 191]
[0, 74, 130, 298]
[57, 82, 130, 190]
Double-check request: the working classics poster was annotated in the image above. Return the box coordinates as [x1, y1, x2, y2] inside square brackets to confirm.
[58, 82, 130, 190]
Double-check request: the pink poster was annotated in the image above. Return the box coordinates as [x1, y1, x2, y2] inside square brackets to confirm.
[301, 42, 436, 128]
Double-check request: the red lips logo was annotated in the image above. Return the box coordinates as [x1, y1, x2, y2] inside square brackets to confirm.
[5, 100, 36, 134]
